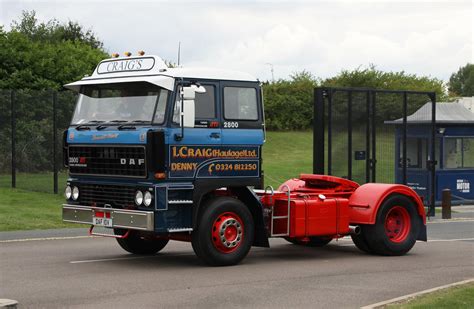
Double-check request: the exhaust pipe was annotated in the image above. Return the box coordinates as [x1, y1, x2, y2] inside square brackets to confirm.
[349, 225, 361, 235]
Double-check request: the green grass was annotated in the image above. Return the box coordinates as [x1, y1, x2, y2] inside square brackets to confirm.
[388, 282, 474, 308]
[262, 131, 314, 188]
[0, 187, 84, 231]
[0, 172, 68, 193]
[262, 130, 394, 188]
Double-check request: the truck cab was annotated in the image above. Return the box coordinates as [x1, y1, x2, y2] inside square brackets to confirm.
[63, 54, 268, 264]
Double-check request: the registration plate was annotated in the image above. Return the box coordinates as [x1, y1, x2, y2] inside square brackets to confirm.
[93, 214, 113, 227]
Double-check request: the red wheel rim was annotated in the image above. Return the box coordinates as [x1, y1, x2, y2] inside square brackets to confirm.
[384, 206, 411, 243]
[211, 212, 244, 253]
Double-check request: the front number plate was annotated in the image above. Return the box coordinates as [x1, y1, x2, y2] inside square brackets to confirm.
[93, 217, 113, 227]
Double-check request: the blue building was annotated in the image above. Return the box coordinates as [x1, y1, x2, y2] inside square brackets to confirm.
[387, 97, 474, 205]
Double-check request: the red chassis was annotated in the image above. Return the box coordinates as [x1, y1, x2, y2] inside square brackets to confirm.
[256, 174, 426, 255]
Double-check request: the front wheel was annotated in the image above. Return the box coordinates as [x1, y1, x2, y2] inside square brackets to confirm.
[191, 197, 254, 266]
[364, 194, 420, 256]
[116, 230, 169, 255]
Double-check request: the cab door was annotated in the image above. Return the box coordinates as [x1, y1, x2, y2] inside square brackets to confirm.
[219, 81, 264, 180]
[167, 81, 222, 179]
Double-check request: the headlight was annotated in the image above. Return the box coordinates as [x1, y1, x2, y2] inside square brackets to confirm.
[135, 190, 143, 206]
[143, 191, 153, 207]
[65, 186, 72, 199]
[72, 186, 80, 200]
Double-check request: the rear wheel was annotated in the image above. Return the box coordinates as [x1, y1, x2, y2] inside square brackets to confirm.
[116, 230, 169, 255]
[192, 197, 254, 266]
[364, 194, 420, 256]
[285, 237, 332, 247]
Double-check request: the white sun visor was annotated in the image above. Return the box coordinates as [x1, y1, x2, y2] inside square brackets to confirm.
[64, 75, 175, 92]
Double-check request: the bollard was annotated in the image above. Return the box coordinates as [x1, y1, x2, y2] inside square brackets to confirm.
[442, 189, 451, 219]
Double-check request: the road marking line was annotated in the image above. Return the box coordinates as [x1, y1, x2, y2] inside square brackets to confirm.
[360, 278, 474, 309]
[0, 235, 95, 243]
[427, 238, 474, 242]
[427, 218, 474, 224]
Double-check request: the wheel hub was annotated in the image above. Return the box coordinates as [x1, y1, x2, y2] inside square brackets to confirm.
[212, 212, 244, 253]
[384, 206, 411, 243]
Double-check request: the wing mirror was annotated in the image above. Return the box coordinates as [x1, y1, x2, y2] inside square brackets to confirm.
[181, 87, 195, 128]
[175, 84, 206, 140]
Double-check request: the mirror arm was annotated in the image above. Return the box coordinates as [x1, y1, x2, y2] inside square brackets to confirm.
[174, 79, 185, 141]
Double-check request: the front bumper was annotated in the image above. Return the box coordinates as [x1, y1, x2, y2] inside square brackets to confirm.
[62, 204, 154, 231]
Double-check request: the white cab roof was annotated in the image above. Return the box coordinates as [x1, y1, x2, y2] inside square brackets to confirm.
[162, 67, 258, 82]
[64, 55, 257, 92]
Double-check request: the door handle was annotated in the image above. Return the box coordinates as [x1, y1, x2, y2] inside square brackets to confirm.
[210, 132, 220, 139]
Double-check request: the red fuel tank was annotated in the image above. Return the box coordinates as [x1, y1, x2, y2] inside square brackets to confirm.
[271, 196, 350, 238]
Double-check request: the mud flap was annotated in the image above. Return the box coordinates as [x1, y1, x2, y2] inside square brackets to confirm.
[417, 220, 427, 241]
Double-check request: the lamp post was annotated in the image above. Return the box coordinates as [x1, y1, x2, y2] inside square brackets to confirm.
[265, 63, 274, 82]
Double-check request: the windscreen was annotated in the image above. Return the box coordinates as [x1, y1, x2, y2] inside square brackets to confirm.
[71, 82, 168, 125]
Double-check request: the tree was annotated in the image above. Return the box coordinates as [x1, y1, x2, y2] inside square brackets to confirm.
[10, 10, 103, 50]
[322, 66, 446, 124]
[449, 63, 474, 97]
[0, 10, 108, 90]
[0, 11, 108, 173]
[263, 71, 319, 130]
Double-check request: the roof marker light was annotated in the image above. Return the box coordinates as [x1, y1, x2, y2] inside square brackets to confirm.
[124, 52, 132, 57]
[138, 50, 145, 56]
[111, 53, 119, 58]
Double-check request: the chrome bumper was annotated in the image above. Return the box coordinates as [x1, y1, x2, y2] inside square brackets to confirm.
[62, 204, 154, 231]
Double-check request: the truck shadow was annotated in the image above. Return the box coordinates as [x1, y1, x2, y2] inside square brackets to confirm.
[96, 242, 366, 269]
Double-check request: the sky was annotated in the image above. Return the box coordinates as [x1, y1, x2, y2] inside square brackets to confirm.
[1, 0, 473, 82]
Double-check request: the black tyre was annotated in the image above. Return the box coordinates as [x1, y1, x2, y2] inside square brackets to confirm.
[116, 230, 169, 255]
[285, 236, 332, 247]
[364, 194, 420, 256]
[191, 197, 254, 266]
[350, 226, 374, 254]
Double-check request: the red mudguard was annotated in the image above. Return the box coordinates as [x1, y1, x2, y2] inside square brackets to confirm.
[348, 183, 426, 225]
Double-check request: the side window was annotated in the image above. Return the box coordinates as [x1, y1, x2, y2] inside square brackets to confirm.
[152, 90, 169, 124]
[399, 138, 427, 169]
[173, 85, 216, 123]
[223, 87, 258, 121]
[444, 137, 474, 169]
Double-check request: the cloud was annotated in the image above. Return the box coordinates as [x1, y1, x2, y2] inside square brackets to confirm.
[0, 0, 472, 81]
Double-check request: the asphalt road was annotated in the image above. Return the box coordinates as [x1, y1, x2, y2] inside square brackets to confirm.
[1, 220, 473, 309]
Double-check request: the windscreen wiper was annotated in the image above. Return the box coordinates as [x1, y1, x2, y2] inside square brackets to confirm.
[131, 120, 150, 123]
[117, 124, 137, 130]
[76, 125, 91, 131]
[108, 120, 128, 123]
[96, 125, 108, 130]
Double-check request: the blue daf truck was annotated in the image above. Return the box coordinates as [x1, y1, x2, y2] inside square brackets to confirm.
[62, 53, 268, 265]
[63, 53, 427, 266]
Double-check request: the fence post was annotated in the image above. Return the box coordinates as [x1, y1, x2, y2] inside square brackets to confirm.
[11, 90, 16, 188]
[53, 91, 58, 194]
[347, 91, 352, 180]
[442, 189, 451, 219]
[402, 91, 408, 185]
[313, 88, 325, 174]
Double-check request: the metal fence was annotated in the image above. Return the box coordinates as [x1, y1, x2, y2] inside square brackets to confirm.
[0, 89, 77, 194]
[314, 87, 436, 215]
